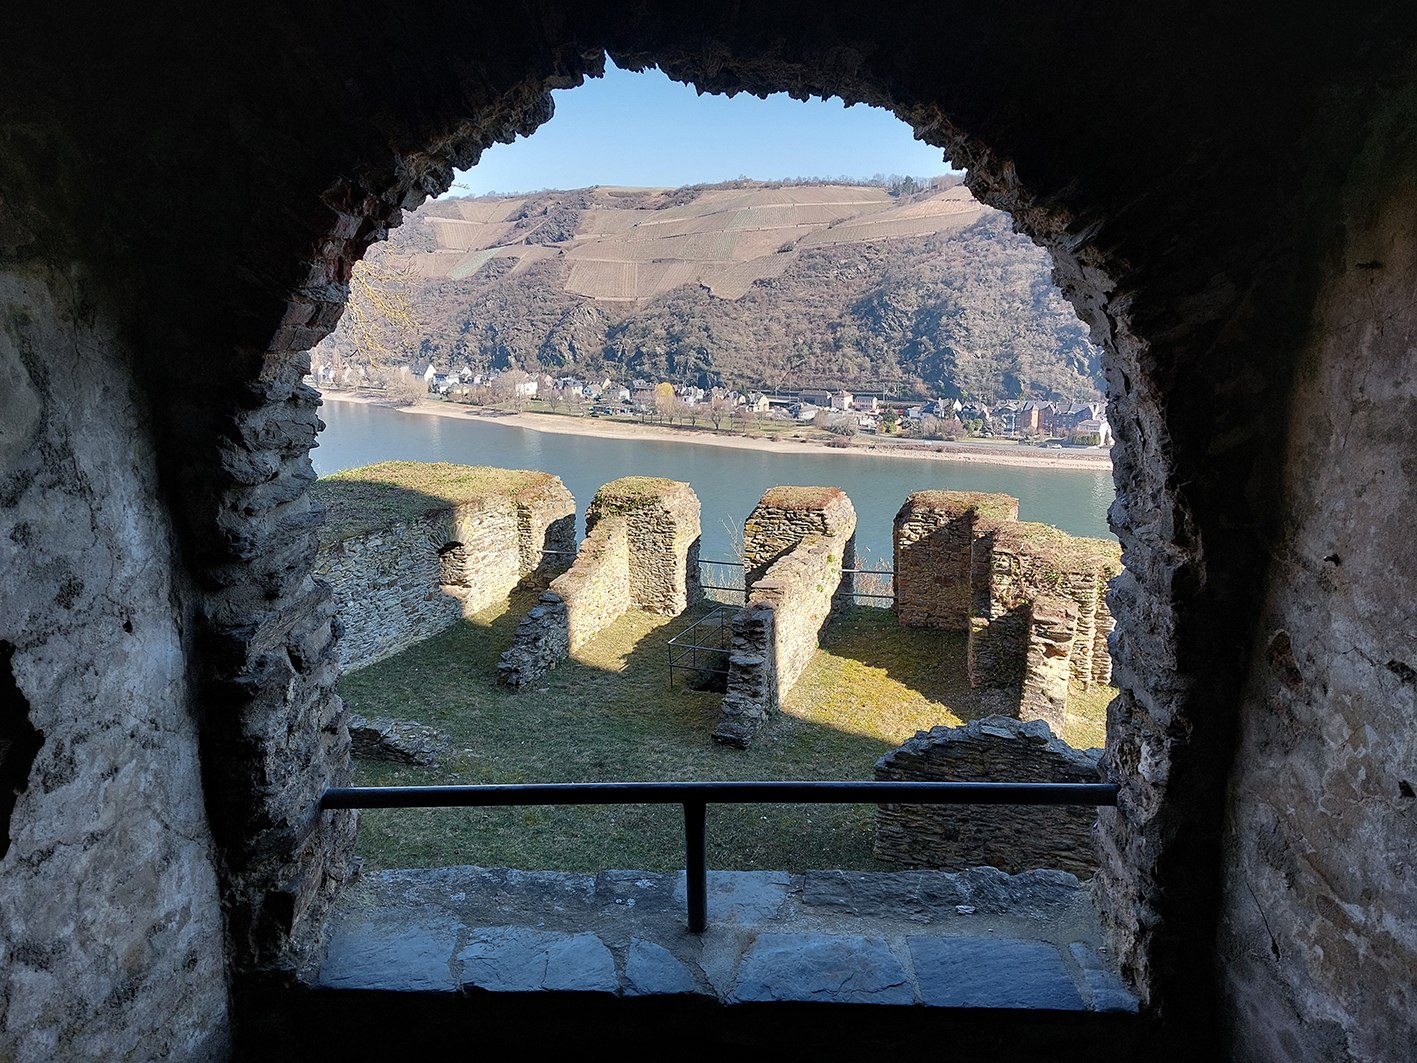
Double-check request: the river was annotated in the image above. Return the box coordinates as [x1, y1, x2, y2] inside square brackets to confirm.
[313, 400, 1115, 566]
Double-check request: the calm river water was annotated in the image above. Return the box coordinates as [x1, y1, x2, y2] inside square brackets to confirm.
[314, 400, 1115, 565]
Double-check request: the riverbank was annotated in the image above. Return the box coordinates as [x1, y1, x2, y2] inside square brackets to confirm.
[319, 390, 1113, 472]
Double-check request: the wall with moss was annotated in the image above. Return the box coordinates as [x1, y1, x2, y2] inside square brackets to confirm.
[313, 463, 574, 670]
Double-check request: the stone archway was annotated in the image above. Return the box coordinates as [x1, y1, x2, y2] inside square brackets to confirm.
[4, 6, 1415, 1060]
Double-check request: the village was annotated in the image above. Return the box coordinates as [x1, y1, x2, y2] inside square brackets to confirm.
[312, 358, 1115, 448]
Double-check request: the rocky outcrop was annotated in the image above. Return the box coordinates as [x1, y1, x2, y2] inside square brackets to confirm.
[873, 716, 1103, 877]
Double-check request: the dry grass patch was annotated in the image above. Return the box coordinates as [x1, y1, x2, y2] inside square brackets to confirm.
[339, 599, 1109, 873]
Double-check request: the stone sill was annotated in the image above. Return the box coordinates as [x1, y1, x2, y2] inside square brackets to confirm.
[312, 865, 1138, 1013]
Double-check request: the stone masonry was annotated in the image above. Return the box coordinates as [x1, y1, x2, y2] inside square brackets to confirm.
[499, 478, 702, 686]
[967, 522, 1121, 718]
[714, 487, 856, 747]
[873, 716, 1103, 877]
[894, 492, 1120, 730]
[894, 491, 1020, 630]
[314, 463, 575, 671]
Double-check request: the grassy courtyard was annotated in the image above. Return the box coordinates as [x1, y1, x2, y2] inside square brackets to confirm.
[338, 593, 1112, 874]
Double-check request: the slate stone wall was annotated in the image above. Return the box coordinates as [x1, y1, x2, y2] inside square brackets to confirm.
[711, 605, 778, 748]
[894, 491, 1020, 630]
[1021, 594, 1079, 732]
[714, 488, 855, 746]
[587, 477, 703, 615]
[500, 478, 701, 686]
[315, 472, 575, 671]
[966, 522, 1120, 723]
[873, 716, 1102, 877]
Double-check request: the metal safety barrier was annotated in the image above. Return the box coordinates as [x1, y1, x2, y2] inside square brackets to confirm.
[320, 779, 1119, 933]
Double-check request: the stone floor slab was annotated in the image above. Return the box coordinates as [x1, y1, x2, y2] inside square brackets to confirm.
[318, 921, 459, 992]
[1069, 942, 1140, 1013]
[730, 933, 915, 1004]
[624, 937, 701, 996]
[672, 870, 792, 924]
[910, 937, 1084, 1010]
[457, 927, 616, 993]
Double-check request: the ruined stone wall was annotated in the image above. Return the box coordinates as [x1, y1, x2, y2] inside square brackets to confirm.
[1021, 594, 1079, 733]
[873, 716, 1102, 877]
[314, 467, 575, 671]
[557, 515, 632, 651]
[587, 477, 702, 615]
[501, 478, 700, 686]
[318, 517, 463, 669]
[0, 274, 230, 1060]
[967, 522, 1120, 724]
[497, 516, 630, 686]
[894, 491, 1019, 629]
[711, 605, 778, 748]
[714, 488, 855, 746]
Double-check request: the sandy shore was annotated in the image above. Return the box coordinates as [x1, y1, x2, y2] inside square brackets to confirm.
[320, 390, 1114, 472]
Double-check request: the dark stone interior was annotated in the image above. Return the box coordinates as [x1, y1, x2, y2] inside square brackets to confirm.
[2, 4, 1415, 1060]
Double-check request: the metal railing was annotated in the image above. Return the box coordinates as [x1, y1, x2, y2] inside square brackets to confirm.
[666, 605, 736, 688]
[321, 780, 1119, 933]
[840, 565, 895, 603]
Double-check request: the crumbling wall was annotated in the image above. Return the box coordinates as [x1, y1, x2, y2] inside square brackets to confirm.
[0, 275, 230, 1059]
[588, 477, 703, 615]
[500, 478, 700, 686]
[711, 605, 778, 748]
[313, 463, 575, 670]
[873, 716, 1102, 877]
[894, 491, 1020, 629]
[714, 487, 855, 747]
[1021, 594, 1079, 732]
[966, 522, 1120, 726]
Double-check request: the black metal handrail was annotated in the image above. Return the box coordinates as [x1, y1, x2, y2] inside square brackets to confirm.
[321, 780, 1119, 932]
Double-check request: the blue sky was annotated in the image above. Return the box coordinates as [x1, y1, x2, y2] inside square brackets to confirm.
[448, 60, 957, 196]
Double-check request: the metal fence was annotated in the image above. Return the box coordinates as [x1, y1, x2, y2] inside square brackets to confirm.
[321, 780, 1118, 932]
[665, 605, 736, 689]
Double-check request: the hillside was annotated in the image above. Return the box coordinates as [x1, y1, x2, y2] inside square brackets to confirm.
[317, 180, 1103, 401]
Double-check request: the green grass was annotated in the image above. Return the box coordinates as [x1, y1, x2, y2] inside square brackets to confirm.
[338, 598, 1112, 873]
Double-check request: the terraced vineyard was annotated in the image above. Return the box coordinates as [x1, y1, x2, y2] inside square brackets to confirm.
[320, 179, 1104, 401]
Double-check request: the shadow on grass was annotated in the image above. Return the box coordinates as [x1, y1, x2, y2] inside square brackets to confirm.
[784, 606, 994, 746]
[338, 597, 898, 876]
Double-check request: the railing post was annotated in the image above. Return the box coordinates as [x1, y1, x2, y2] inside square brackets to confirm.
[683, 801, 708, 933]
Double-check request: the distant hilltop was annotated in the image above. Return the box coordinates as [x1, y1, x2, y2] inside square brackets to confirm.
[319, 179, 1103, 402]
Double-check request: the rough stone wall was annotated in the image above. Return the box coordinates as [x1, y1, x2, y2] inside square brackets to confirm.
[498, 514, 631, 686]
[1021, 594, 1079, 733]
[1213, 125, 1417, 1063]
[5, 6, 1416, 1058]
[742, 486, 856, 587]
[499, 478, 700, 686]
[318, 517, 463, 669]
[587, 477, 703, 615]
[0, 275, 230, 1060]
[967, 522, 1120, 725]
[873, 716, 1102, 877]
[713, 488, 855, 746]
[711, 605, 778, 748]
[894, 491, 1020, 630]
[314, 470, 574, 670]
